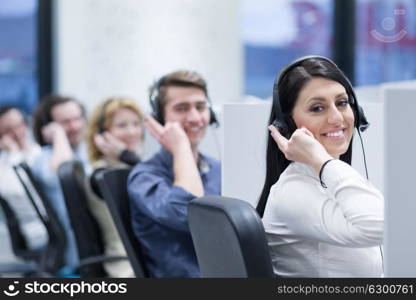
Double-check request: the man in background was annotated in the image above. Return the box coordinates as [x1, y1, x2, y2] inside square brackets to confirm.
[31, 95, 90, 275]
[0, 106, 47, 252]
[128, 70, 221, 277]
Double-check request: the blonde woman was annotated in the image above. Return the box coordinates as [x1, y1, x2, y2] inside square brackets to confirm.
[86, 97, 144, 277]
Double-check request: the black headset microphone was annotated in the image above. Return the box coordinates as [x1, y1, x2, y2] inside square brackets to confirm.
[271, 55, 370, 179]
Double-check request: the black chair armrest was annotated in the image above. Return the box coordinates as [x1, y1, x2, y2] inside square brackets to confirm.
[79, 255, 128, 268]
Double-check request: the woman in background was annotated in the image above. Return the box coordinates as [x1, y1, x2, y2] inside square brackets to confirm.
[86, 97, 144, 277]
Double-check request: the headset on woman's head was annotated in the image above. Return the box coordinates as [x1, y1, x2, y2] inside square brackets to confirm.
[271, 55, 369, 139]
[97, 99, 113, 134]
[149, 75, 219, 127]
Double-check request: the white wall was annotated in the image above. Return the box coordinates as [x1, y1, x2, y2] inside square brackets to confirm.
[222, 101, 270, 205]
[352, 87, 384, 193]
[53, 0, 242, 159]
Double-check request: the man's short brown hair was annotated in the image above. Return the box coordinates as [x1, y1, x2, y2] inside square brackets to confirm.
[149, 70, 208, 123]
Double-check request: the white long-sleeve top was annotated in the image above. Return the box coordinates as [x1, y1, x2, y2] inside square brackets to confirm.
[262, 159, 384, 277]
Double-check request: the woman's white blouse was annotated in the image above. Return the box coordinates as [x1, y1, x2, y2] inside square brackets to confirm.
[262, 159, 384, 277]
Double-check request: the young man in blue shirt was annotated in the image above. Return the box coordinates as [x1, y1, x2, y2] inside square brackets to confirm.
[128, 70, 221, 277]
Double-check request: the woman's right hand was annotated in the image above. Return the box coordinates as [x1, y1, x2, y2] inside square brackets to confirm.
[269, 125, 333, 173]
[94, 132, 127, 161]
[41, 122, 66, 144]
[0, 134, 19, 152]
[145, 115, 191, 156]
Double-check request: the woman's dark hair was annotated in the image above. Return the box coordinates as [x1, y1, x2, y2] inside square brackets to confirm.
[32, 95, 85, 146]
[257, 56, 356, 217]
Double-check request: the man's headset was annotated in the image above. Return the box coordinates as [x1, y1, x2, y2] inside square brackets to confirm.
[271, 55, 369, 139]
[149, 75, 219, 127]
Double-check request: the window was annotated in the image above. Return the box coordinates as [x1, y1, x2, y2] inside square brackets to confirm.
[242, 0, 334, 98]
[355, 0, 416, 86]
[0, 0, 38, 114]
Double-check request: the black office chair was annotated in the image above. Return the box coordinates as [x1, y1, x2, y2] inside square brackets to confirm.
[13, 162, 67, 276]
[95, 168, 149, 278]
[0, 194, 38, 276]
[0, 194, 34, 259]
[57, 160, 127, 277]
[188, 196, 275, 278]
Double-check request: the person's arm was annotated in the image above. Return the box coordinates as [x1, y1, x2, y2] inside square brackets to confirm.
[271, 160, 383, 247]
[128, 166, 197, 232]
[145, 116, 203, 197]
[42, 122, 73, 171]
[171, 135, 203, 197]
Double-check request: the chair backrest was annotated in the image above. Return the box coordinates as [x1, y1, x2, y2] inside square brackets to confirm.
[188, 196, 275, 278]
[13, 162, 67, 275]
[57, 160, 107, 277]
[95, 168, 149, 278]
[0, 194, 34, 260]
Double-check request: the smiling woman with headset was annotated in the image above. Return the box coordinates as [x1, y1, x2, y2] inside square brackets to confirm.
[257, 56, 384, 277]
[85, 97, 145, 277]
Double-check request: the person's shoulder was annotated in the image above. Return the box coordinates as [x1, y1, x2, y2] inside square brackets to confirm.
[140, 149, 167, 167]
[23, 143, 41, 164]
[27, 142, 41, 154]
[284, 162, 316, 181]
[31, 145, 53, 165]
[40, 145, 53, 153]
[92, 158, 110, 169]
[274, 163, 316, 192]
[129, 149, 167, 177]
[200, 153, 220, 169]
[267, 164, 319, 217]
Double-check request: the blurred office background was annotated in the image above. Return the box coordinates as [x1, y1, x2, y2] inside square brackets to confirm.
[0, 0, 415, 113]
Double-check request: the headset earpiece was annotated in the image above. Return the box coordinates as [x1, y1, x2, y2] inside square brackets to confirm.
[272, 119, 289, 138]
[348, 89, 369, 132]
[149, 78, 165, 124]
[208, 103, 219, 128]
[271, 115, 296, 139]
[98, 100, 112, 133]
[40, 112, 51, 128]
[357, 105, 369, 132]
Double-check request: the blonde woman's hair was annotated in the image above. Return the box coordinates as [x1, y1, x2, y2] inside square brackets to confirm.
[87, 97, 144, 164]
